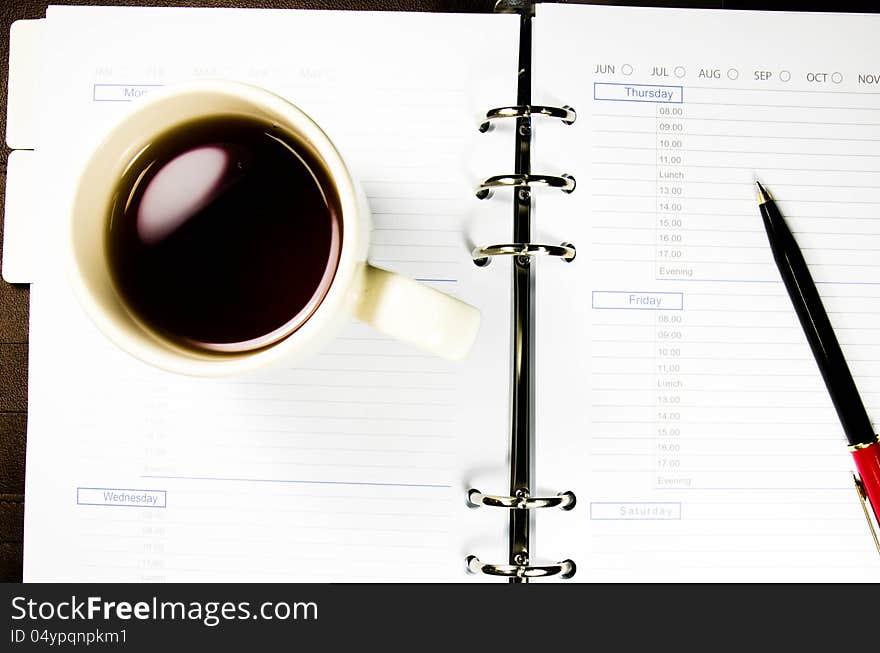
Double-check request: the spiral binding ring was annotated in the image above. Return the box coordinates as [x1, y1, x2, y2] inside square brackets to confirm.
[476, 173, 576, 199]
[467, 489, 576, 510]
[494, 0, 531, 14]
[466, 555, 577, 579]
[479, 104, 577, 132]
[472, 242, 576, 267]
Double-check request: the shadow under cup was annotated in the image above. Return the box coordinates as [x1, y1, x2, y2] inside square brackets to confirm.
[105, 113, 343, 353]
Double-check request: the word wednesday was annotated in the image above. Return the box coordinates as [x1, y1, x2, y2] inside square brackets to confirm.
[102, 490, 160, 506]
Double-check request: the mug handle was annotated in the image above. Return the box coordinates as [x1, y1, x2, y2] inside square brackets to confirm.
[355, 264, 480, 360]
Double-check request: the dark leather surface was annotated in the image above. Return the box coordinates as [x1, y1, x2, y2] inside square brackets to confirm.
[0, 151, 27, 581]
[1, 0, 877, 582]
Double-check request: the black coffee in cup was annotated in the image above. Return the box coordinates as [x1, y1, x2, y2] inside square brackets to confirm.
[105, 114, 342, 353]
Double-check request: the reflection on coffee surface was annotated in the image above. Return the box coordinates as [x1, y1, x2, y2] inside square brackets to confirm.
[106, 115, 342, 352]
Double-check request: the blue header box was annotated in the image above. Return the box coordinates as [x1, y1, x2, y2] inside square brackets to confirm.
[594, 82, 684, 103]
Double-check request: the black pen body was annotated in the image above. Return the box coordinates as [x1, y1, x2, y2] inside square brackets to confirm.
[759, 197, 875, 447]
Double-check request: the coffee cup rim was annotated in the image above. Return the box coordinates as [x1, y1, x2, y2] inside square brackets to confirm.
[67, 80, 366, 376]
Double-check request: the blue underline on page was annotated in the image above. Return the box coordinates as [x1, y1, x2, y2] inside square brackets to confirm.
[652, 486, 854, 491]
[658, 277, 880, 286]
[415, 278, 458, 283]
[141, 474, 450, 489]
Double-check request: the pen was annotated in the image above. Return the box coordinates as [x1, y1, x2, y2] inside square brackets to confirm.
[756, 181, 880, 554]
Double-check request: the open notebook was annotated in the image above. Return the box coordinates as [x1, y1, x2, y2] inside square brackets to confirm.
[5, 3, 880, 581]
[10, 6, 518, 582]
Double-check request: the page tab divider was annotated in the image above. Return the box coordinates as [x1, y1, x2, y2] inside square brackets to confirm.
[6, 19, 44, 150]
[4, 19, 45, 284]
[3, 150, 38, 284]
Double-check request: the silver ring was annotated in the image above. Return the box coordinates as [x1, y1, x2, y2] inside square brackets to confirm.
[467, 489, 576, 510]
[479, 104, 577, 132]
[476, 173, 576, 199]
[466, 555, 577, 579]
[472, 242, 576, 267]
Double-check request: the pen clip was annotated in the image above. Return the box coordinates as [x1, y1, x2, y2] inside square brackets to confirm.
[852, 472, 880, 556]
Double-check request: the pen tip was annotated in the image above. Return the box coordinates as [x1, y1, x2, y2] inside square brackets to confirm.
[755, 180, 772, 204]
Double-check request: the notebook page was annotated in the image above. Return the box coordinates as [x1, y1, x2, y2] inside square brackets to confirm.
[533, 4, 880, 581]
[23, 6, 518, 581]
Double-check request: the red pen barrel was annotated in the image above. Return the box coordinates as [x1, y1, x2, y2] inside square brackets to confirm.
[851, 441, 880, 525]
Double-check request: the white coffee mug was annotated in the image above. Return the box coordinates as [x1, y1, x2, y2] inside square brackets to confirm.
[68, 80, 480, 376]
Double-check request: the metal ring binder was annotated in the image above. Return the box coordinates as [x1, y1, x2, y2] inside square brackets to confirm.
[479, 104, 577, 132]
[467, 1, 577, 582]
[476, 173, 576, 199]
[472, 242, 576, 267]
[466, 555, 577, 579]
[467, 489, 576, 510]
